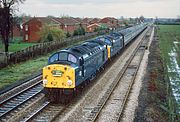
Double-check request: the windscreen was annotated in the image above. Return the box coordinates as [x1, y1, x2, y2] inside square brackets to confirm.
[49, 52, 77, 64]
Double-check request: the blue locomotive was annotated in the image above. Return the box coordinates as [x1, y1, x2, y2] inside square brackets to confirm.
[42, 23, 147, 102]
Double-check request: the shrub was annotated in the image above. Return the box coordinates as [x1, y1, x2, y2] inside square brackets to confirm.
[39, 24, 65, 42]
[73, 27, 85, 36]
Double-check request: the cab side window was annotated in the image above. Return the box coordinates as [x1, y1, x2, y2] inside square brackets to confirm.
[49, 53, 58, 63]
[105, 39, 111, 45]
[68, 54, 77, 64]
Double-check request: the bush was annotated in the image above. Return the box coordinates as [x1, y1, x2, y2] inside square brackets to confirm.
[73, 27, 85, 36]
[66, 32, 71, 38]
[47, 33, 53, 42]
[39, 24, 65, 42]
[73, 30, 79, 36]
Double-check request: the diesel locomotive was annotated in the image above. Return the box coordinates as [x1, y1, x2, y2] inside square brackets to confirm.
[42, 23, 148, 102]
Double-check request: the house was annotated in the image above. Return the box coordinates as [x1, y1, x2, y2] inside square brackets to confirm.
[12, 25, 21, 37]
[52, 17, 81, 34]
[22, 17, 89, 42]
[99, 17, 119, 29]
[22, 17, 60, 42]
[73, 17, 88, 31]
[87, 23, 101, 33]
[83, 18, 93, 24]
[89, 18, 100, 25]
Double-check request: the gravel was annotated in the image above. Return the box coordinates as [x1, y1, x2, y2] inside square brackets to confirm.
[53, 28, 150, 122]
[120, 27, 154, 122]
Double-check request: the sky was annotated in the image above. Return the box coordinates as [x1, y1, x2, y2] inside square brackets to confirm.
[18, 0, 180, 18]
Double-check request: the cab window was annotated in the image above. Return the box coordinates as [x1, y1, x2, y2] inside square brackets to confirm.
[104, 38, 111, 45]
[49, 53, 58, 63]
[68, 54, 77, 63]
[59, 53, 68, 61]
[99, 38, 111, 45]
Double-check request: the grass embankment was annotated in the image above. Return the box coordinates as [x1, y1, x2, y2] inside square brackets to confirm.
[0, 55, 49, 89]
[157, 25, 180, 119]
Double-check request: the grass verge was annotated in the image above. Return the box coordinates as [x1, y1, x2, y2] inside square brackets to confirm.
[0, 55, 49, 89]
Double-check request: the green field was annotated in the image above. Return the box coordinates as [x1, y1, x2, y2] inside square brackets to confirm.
[157, 25, 180, 113]
[158, 25, 180, 71]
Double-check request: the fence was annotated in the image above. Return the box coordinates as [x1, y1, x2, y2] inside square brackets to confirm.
[0, 32, 100, 69]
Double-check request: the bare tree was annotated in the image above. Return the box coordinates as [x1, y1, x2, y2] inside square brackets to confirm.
[176, 15, 180, 22]
[0, 0, 25, 53]
[139, 15, 145, 23]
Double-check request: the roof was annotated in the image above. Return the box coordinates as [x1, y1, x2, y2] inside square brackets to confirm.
[83, 18, 94, 23]
[23, 17, 60, 25]
[87, 23, 100, 28]
[100, 17, 118, 22]
[89, 18, 101, 24]
[53, 17, 80, 25]
[38, 17, 60, 25]
[74, 18, 87, 24]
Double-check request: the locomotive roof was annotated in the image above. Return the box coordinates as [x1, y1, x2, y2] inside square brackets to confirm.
[87, 39, 106, 46]
[57, 41, 102, 59]
[110, 32, 121, 37]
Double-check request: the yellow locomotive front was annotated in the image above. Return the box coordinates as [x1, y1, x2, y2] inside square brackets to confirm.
[43, 64, 75, 89]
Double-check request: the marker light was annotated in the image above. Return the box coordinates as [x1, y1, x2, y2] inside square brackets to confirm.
[67, 80, 73, 86]
[43, 79, 48, 85]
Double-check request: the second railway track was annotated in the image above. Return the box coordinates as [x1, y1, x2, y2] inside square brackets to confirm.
[0, 79, 44, 121]
[86, 27, 152, 122]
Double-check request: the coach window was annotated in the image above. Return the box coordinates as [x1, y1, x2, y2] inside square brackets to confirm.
[49, 53, 58, 63]
[68, 54, 77, 64]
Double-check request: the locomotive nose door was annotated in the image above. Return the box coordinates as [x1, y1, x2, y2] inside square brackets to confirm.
[79, 57, 85, 77]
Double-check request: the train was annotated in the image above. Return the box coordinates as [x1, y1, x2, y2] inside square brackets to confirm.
[42, 23, 148, 102]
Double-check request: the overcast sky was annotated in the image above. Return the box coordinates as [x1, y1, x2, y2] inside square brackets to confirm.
[18, 0, 180, 18]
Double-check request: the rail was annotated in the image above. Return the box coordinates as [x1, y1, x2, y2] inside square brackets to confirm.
[0, 80, 43, 120]
[86, 27, 152, 121]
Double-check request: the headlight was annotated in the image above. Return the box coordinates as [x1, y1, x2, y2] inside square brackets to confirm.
[43, 79, 48, 85]
[67, 80, 73, 86]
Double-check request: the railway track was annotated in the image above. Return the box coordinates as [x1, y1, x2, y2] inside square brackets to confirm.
[21, 102, 66, 122]
[0, 80, 43, 121]
[0, 26, 151, 122]
[85, 28, 152, 122]
[0, 75, 42, 102]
